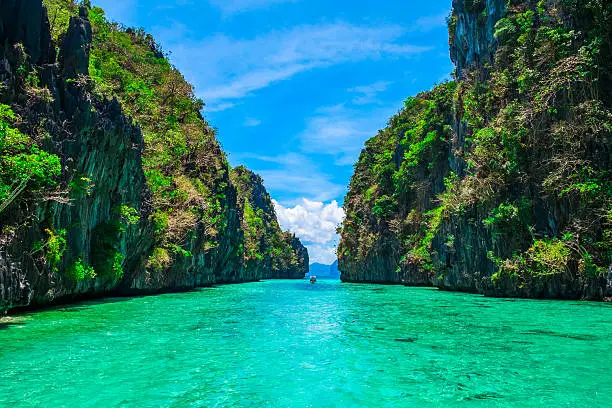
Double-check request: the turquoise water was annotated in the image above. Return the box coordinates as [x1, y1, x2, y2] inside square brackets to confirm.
[1, 280, 611, 407]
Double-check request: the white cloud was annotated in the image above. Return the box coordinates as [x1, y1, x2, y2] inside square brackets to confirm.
[299, 103, 400, 167]
[244, 117, 262, 127]
[204, 102, 236, 113]
[300, 114, 372, 155]
[273, 199, 345, 264]
[349, 80, 392, 105]
[157, 22, 431, 108]
[411, 12, 450, 32]
[201, 63, 318, 102]
[259, 171, 345, 203]
[234, 153, 345, 203]
[273, 199, 344, 244]
[303, 244, 338, 265]
[208, 0, 299, 15]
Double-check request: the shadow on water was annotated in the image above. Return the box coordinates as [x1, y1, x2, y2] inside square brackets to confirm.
[395, 337, 418, 343]
[464, 392, 505, 401]
[520, 329, 598, 341]
[7, 295, 138, 317]
[51, 296, 141, 314]
[0, 320, 22, 331]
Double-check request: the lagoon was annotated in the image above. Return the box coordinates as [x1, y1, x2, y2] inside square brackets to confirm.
[1, 280, 610, 407]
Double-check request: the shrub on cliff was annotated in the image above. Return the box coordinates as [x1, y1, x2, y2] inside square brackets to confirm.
[0, 104, 61, 214]
[42, 1, 239, 271]
[231, 166, 306, 278]
[339, 0, 611, 298]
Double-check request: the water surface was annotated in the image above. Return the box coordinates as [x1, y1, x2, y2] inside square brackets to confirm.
[1, 280, 611, 407]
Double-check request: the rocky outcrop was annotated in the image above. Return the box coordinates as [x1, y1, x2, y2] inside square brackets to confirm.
[449, 0, 506, 77]
[60, 7, 92, 79]
[340, 235, 402, 284]
[339, 0, 611, 300]
[231, 166, 308, 280]
[339, 83, 455, 286]
[0, 0, 54, 65]
[285, 234, 309, 279]
[0, 1, 153, 311]
[0, 0, 308, 313]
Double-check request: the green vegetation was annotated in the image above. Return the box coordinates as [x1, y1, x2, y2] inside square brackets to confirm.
[117, 205, 140, 227]
[231, 166, 305, 278]
[32, 228, 67, 272]
[340, 0, 611, 295]
[482, 199, 531, 240]
[37, 0, 293, 278]
[0, 104, 61, 214]
[68, 174, 93, 198]
[339, 82, 455, 270]
[242, 199, 265, 261]
[490, 237, 573, 284]
[0, 0, 309, 312]
[66, 258, 96, 281]
[43, 0, 79, 41]
[84, 4, 233, 261]
[111, 252, 124, 280]
[148, 247, 171, 272]
[407, 204, 448, 271]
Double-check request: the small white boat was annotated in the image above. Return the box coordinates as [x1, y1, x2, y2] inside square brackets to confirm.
[309, 276, 317, 284]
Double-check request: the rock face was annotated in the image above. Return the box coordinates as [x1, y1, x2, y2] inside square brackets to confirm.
[0, 2, 155, 311]
[59, 7, 92, 79]
[231, 166, 309, 280]
[449, 0, 506, 77]
[339, 0, 612, 300]
[0, 0, 308, 313]
[287, 235, 309, 279]
[0, 0, 54, 65]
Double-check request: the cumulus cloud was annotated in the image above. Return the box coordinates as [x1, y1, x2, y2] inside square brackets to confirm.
[302, 244, 338, 265]
[273, 199, 344, 244]
[273, 199, 345, 264]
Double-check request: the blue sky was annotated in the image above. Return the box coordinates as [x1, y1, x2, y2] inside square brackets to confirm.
[94, 0, 454, 264]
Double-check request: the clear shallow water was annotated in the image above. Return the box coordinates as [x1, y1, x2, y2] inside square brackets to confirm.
[1, 280, 611, 407]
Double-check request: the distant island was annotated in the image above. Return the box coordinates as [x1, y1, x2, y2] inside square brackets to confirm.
[308, 261, 340, 279]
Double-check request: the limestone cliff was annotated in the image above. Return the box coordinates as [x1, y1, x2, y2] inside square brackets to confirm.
[449, 0, 506, 78]
[339, 0, 612, 300]
[0, 0, 308, 313]
[231, 166, 308, 280]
